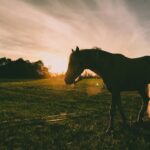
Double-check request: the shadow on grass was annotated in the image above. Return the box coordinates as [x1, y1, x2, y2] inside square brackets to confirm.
[130, 120, 150, 137]
[113, 120, 150, 149]
[0, 117, 68, 149]
[0, 114, 150, 149]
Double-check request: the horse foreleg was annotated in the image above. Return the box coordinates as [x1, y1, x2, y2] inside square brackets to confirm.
[117, 96, 127, 126]
[106, 92, 118, 134]
[137, 89, 149, 123]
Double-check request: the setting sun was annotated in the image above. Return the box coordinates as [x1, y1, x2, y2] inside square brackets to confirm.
[42, 53, 68, 73]
[46, 59, 67, 73]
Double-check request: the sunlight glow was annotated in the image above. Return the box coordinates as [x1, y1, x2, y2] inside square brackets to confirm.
[43, 54, 67, 73]
[49, 62, 66, 73]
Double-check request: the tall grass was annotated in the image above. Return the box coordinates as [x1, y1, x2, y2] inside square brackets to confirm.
[0, 78, 149, 149]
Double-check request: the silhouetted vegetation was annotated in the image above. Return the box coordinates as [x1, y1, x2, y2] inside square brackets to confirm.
[0, 57, 50, 78]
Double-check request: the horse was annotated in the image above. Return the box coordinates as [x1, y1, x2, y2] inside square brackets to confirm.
[65, 46, 150, 134]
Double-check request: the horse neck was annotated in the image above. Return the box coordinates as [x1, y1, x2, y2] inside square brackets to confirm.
[81, 50, 112, 78]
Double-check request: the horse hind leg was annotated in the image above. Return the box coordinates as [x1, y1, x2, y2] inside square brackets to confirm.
[106, 92, 117, 134]
[137, 86, 149, 123]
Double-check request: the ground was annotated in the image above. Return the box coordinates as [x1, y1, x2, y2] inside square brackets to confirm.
[0, 78, 150, 149]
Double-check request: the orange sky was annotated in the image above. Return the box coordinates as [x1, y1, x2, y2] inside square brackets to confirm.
[0, 0, 150, 73]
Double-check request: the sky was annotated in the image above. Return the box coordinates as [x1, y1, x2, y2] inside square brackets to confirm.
[0, 0, 150, 73]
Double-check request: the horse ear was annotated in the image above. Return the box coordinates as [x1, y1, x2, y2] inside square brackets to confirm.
[72, 49, 74, 53]
[76, 46, 80, 52]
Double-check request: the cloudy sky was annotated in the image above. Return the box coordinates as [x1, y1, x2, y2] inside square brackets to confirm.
[0, 0, 150, 72]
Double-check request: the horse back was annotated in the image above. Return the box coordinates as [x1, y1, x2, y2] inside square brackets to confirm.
[108, 55, 150, 91]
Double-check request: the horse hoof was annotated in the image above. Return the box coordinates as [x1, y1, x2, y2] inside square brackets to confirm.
[105, 128, 113, 136]
[137, 120, 144, 124]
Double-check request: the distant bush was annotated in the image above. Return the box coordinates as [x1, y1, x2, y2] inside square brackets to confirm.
[0, 57, 50, 79]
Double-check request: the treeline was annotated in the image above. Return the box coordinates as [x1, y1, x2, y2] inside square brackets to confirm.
[0, 57, 50, 78]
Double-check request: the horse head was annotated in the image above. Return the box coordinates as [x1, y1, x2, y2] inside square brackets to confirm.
[65, 46, 84, 84]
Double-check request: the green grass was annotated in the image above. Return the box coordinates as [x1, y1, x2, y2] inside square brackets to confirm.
[0, 78, 150, 149]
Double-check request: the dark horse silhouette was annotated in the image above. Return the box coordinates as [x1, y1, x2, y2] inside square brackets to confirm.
[65, 46, 150, 134]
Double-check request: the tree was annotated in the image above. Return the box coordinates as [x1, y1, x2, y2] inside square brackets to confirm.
[0, 57, 50, 79]
[0, 57, 11, 66]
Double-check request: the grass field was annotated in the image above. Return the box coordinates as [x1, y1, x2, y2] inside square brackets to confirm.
[0, 78, 150, 150]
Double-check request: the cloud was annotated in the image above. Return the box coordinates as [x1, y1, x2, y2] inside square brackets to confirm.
[0, 0, 149, 72]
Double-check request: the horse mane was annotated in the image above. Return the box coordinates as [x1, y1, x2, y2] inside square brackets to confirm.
[92, 47, 127, 59]
[76, 47, 128, 61]
[81, 47, 110, 54]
